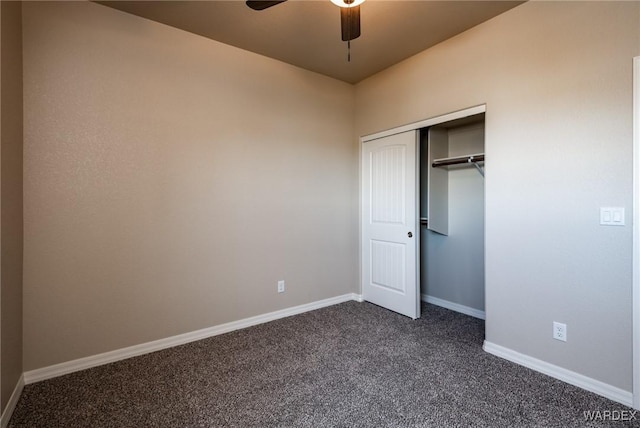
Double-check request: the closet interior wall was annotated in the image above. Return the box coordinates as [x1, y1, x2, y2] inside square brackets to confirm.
[420, 117, 485, 317]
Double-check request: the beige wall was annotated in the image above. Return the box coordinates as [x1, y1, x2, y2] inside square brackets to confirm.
[22, 1, 357, 371]
[356, 1, 639, 391]
[1, 0, 23, 413]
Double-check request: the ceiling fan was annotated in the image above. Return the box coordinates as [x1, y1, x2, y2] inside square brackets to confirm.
[246, 0, 364, 61]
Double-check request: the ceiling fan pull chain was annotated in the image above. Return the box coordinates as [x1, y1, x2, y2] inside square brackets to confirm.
[348, 40, 351, 62]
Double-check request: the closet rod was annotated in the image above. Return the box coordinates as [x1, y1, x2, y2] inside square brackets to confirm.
[432, 153, 484, 168]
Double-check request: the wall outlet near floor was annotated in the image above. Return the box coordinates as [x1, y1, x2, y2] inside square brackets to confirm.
[277, 280, 285, 293]
[553, 321, 567, 342]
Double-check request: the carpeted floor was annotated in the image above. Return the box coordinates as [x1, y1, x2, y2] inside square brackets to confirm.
[9, 302, 639, 427]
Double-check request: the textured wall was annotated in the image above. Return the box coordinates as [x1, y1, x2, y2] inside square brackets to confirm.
[1, 0, 23, 413]
[22, 1, 357, 370]
[356, 1, 639, 390]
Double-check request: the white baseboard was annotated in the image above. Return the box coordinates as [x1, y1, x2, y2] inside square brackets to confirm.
[0, 374, 24, 428]
[483, 341, 633, 407]
[25, 293, 361, 384]
[421, 294, 485, 320]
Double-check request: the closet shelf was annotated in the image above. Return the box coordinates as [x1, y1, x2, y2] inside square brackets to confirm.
[431, 153, 485, 168]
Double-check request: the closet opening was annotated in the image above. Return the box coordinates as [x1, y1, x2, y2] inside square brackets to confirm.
[418, 113, 486, 320]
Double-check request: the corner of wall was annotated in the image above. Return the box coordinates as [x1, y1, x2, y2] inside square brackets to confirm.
[0, 0, 24, 417]
[0, 374, 24, 428]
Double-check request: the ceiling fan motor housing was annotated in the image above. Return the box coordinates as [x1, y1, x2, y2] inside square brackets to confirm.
[245, 0, 362, 42]
[340, 5, 361, 41]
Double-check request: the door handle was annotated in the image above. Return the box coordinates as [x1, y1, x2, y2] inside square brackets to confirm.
[408, 232, 413, 238]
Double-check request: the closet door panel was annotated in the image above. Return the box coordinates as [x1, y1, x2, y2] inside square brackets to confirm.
[362, 130, 419, 319]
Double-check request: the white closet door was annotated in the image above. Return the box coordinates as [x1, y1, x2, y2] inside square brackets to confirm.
[362, 131, 420, 319]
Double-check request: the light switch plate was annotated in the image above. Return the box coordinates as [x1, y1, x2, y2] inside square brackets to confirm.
[600, 207, 625, 226]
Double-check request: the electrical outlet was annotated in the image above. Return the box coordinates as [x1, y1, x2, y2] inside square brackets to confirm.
[553, 322, 567, 342]
[277, 280, 285, 293]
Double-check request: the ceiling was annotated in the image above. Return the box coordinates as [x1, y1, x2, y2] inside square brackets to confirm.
[98, 0, 524, 84]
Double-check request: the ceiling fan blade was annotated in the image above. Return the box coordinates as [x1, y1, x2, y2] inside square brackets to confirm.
[340, 5, 361, 41]
[246, 1, 287, 11]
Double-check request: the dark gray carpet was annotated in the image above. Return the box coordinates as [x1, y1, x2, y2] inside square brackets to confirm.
[9, 302, 639, 427]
